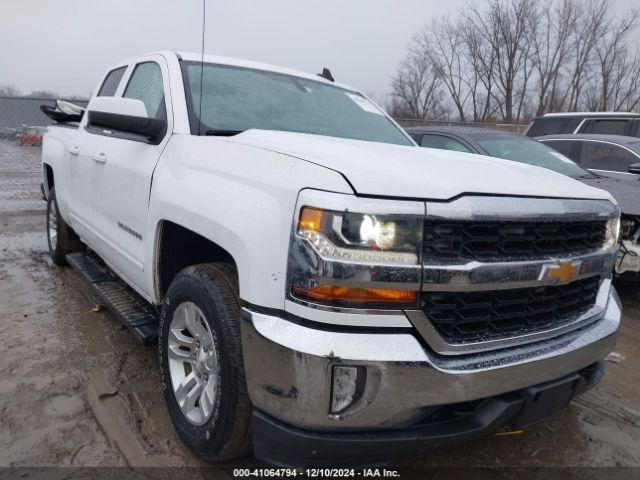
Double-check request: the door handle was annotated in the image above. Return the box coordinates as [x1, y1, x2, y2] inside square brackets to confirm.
[68, 146, 80, 156]
[91, 152, 107, 164]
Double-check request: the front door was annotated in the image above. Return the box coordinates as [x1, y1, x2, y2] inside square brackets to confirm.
[89, 55, 173, 293]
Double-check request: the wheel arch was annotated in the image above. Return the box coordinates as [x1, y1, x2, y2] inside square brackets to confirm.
[154, 220, 239, 302]
[43, 163, 54, 198]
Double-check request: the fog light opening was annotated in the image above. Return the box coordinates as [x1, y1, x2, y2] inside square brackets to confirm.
[330, 365, 365, 415]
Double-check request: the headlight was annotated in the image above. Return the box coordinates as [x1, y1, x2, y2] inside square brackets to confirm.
[297, 207, 420, 265]
[604, 217, 621, 248]
[287, 191, 423, 309]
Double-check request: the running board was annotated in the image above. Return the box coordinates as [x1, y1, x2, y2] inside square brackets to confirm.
[66, 252, 159, 345]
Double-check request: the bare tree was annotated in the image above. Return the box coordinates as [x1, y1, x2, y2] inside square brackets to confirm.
[465, 0, 538, 122]
[609, 52, 640, 111]
[531, 0, 575, 114]
[593, 8, 640, 110]
[0, 85, 21, 97]
[390, 49, 446, 119]
[416, 16, 471, 121]
[391, 0, 640, 123]
[26, 90, 59, 99]
[460, 17, 499, 121]
[561, 0, 607, 111]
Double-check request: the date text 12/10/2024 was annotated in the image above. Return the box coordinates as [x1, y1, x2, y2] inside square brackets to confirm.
[232, 469, 401, 478]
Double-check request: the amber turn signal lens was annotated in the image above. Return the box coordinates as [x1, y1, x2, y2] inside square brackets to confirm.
[292, 284, 416, 304]
[298, 207, 325, 232]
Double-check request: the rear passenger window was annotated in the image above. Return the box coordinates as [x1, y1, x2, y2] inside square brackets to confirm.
[577, 141, 639, 172]
[97, 67, 126, 97]
[123, 62, 166, 120]
[421, 134, 472, 153]
[582, 119, 629, 135]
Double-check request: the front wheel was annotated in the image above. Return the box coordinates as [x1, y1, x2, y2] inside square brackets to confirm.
[159, 263, 252, 462]
[46, 187, 84, 264]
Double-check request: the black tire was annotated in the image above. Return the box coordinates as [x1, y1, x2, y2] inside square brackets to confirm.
[159, 263, 252, 462]
[46, 187, 84, 265]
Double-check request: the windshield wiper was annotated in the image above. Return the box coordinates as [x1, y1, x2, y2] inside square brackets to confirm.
[205, 129, 243, 136]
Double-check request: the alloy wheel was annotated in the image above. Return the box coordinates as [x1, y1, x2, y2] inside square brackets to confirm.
[167, 301, 219, 426]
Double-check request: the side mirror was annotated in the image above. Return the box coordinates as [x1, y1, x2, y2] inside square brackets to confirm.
[628, 163, 640, 175]
[86, 97, 166, 144]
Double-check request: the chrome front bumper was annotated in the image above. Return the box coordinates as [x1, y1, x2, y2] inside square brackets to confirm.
[240, 291, 620, 430]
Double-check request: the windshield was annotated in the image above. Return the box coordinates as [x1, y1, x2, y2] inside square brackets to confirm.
[181, 62, 412, 146]
[472, 133, 594, 179]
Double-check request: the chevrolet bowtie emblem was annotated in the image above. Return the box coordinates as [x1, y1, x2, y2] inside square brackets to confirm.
[541, 260, 581, 284]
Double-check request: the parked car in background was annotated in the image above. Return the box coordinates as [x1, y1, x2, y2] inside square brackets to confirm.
[537, 134, 640, 181]
[0, 127, 17, 139]
[407, 126, 640, 274]
[526, 112, 640, 138]
[17, 127, 45, 146]
[7, 126, 29, 142]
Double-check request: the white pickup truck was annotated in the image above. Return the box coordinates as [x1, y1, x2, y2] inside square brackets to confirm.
[42, 51, 622, 467]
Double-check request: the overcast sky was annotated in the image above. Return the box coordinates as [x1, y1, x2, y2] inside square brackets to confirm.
[1, 0, 639, 99]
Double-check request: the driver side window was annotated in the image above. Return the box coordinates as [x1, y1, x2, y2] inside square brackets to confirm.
[123, 62, 166, 121]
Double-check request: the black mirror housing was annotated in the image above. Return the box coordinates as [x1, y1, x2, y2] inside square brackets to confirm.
[87, 110, 166, 144]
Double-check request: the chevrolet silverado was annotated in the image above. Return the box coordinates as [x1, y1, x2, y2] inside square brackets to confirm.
[42, 51, 622, 466]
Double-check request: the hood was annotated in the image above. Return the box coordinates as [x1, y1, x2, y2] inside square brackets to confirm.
[228, 130, 613, 202]
[579, 176, 640, 216]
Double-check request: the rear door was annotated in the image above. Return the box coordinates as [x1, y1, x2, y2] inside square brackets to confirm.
[89, 55, 172, 292]
[65, 65, 127, 242]
[574, 140, 640, 180]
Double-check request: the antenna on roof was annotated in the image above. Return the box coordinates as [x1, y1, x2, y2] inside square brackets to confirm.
[198, 0, 206, 136]
[317, 68, 334, 83]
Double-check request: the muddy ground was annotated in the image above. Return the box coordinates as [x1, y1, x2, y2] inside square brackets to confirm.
[0, 140, 638, 476]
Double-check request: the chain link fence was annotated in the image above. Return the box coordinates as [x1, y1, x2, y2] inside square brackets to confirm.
[394, 118, 529, 134]
[0, 96, 89, 146]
